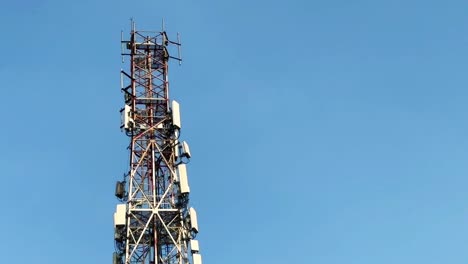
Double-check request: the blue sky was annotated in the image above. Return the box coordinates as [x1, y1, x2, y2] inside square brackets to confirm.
[1, 0, 468, 263]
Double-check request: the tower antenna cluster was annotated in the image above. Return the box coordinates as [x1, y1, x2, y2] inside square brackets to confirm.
[113, 20, 202, 264]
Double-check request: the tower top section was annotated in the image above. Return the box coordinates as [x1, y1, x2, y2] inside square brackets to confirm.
[120, 20, 182, 65]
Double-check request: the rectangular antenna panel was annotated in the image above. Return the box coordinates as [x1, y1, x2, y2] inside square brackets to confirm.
[192, 253, 202, 264]
[114, 204, 126, 227]
[182, 141, 191, 158]
[190, 240, 200, 253]
[122, 105, 134, 129]
[189, 207, 199, 233]
[178, 164, 190, 194]
[172, 100, 181, 129]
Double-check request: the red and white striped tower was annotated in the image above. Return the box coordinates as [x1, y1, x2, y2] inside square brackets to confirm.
[113, 21, 201, 264]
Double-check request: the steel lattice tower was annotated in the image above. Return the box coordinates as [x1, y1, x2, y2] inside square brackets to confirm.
[113, 21, 202, 264]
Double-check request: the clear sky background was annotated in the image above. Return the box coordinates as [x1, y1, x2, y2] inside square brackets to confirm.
[1, 0, 468, 263]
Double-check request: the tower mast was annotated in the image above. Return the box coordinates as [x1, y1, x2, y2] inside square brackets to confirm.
[113, 21, 201, 264]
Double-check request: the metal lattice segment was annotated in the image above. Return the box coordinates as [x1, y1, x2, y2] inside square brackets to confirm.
[113, 21, 199, 264]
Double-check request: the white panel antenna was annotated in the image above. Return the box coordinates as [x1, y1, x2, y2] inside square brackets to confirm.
[113, 204, 126, 227]
[182, 141, 191, 158]
[178, 164, 190, 194]
[190, 240, 200, 253]
[192, 253, 202, 264]
[172, 100, 181, 129]
[122, 105, 134, 129]
[189, 207, 199, 233]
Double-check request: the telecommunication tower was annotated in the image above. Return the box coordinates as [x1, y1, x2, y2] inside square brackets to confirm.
[113, 21, 202, 264]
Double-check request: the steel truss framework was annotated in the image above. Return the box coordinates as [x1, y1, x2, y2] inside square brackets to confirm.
[116, 22, 194, 264]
